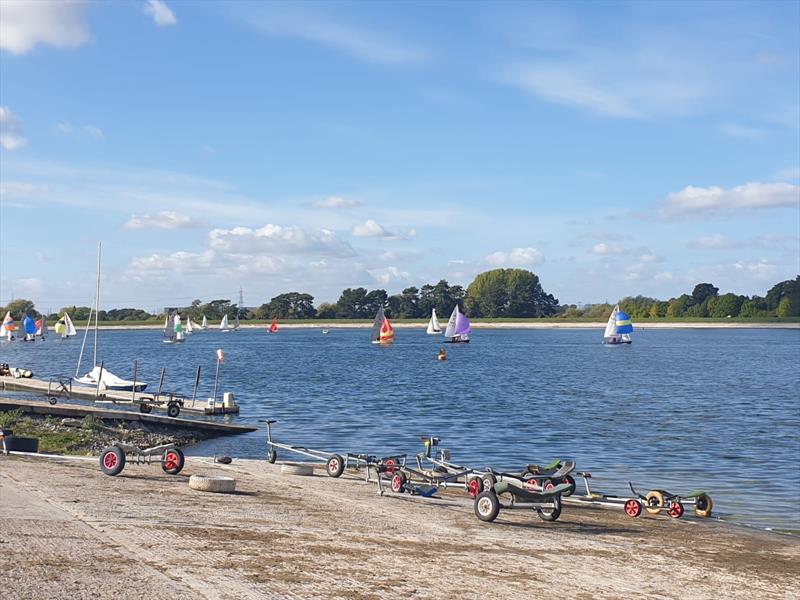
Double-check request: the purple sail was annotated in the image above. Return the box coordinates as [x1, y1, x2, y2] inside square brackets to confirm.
[455, 311, 471, 335]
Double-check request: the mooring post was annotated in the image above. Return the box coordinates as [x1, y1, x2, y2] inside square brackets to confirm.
[212, 360, 221, 406]
[191, 366, 201, 408]
[156, 367, 165, 401]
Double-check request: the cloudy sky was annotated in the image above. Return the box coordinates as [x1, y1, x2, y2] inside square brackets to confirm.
[1, 0, 798, 311]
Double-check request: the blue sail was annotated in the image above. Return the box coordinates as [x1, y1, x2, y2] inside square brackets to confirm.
[23, 315, 37, 334]
[616, 310, 634, 334]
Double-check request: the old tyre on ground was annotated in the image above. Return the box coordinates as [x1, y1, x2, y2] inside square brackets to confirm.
[694, 494, 713, 518]
[326, 454, 345, 478]
[167, 402, 181, 418]
[139, 403, 153, 414]
[162, 447, 185, 475]
[100, 445, 126, 476]
[536, 495, 562, 522]
[189, 475, 236, 493]
[624, 499, 643, 518]
[390, 472, 407, 493]
[267, 448, 277, 464]
[474, 491, 501, 523]
[5, 436, 39, 453]
[645, 490, 666, 515]
[281, 463, 314, 476]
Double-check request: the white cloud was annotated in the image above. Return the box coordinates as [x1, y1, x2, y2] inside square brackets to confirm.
[591, 242, 626, 255]
[367, 266, 410, 285]
[0, 0, 90, 54]
[312, 196, 361, 209]
[55, 122, 74, 134]
[688, 234, 742, 250]
[209, 224, 355, 257]
[230, 5, 426, 65]
[124, 211, 201, 230]
[485, 247, 545, 267]
[716, 122, 767, 140]
[54, 121, 105, 141]
[659, 182, 800, 218]
[352, 219, 387, 237]
[0, 106, 28, 150]
[83, 125, 105, 141]
[144, 0, 177, 27]
[776, 166, 800, 182]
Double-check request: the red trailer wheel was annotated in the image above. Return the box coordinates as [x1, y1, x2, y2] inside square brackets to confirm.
[468, 478, 483, 498]
[99, 446, 125, 476]
[667, 502, 684, 519]
[162, 448, 185, 475]
[391, 473, 406, 493]
[624, 499, 643, 517]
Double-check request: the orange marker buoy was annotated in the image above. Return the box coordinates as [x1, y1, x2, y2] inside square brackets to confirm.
[437, 349, 446, 361]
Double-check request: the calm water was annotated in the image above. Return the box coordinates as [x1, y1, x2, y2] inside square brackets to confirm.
[2, 327, 799, 532]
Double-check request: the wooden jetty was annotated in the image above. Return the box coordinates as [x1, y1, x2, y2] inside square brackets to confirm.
[0, 396, 257, 434]
[0, 376, 239, 416]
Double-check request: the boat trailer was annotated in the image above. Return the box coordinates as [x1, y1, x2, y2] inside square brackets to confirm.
[99, 442, 185, 477]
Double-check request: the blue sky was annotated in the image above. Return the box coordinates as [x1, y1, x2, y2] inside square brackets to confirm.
[1, 0, 798, 311]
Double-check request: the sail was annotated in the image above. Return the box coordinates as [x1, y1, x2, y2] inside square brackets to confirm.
[23, 314, 37, 335]
[454, 311, 471, 336]
[163, 314, 173, 339]
[234, 313, 240, 330]
[36, 317, 48, 337]
[379, 317, 395, 343]
[269, 318, 278, 333]
[1, 311, 14, 339]
[427, 309, 441, 334]
[64, 313, 77, 336]
[370, 306, 385, 342]
[55, 317, 65, 335]
[444, 305, 459, 338]
[220, 314, 229, 330]
[616, 310, 633, 334]
[185, 317, 194, 334]
[603, 305, 618, 339]
[173, 314, 183, 333]
[201, 315, 208, 329]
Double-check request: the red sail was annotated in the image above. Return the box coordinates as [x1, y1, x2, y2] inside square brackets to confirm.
[269, 318, 278, 333]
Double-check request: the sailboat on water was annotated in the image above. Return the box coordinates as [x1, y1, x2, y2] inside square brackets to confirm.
[443, 305, 471, 344]
[370, 306, 395, 344]
[201, 315, 208, 330]
[74, 242, 147, 392]
[220, 314, 231, 333]
[1, 311, 16, 340]
[163, 313, 185, 343]
[603, 304, 633, 345]
[233, 312, 241, 332]
[426, 309, 442, 334]
[35, 316, 48, 340]
[268, 317, 278, 334]
[55, 313, 77, 339]
[21, 313, 37, 341]
[185, 316, 194, 335]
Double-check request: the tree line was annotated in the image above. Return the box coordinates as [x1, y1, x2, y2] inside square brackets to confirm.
[3, 272, 798, 322]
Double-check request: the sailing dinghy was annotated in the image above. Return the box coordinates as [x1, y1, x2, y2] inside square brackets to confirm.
[443, 305, 471, 343]
[201, 315, 208, 330]
[603, 304, 633, 345]
[1, 311, 16, 340]
[55, 313, 77, 339]
[220, 314, 231, 333]
[233, 312, 241, 332]
[21, 313, 37, 341]
[426, 309, 442, 334]
[185, 316, 194, 335]
[164, 313, 185, 343]
[35, 316, 48, 340]
[370, 306, 395, 344]
[269, 318, 278, 334]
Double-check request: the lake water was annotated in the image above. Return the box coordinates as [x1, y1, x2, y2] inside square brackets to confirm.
[2, 326, 799, 532]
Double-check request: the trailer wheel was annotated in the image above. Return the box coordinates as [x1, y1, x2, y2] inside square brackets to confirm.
[48, 396, 57, 406]
[667, 502, 684, 519]
[694, 494, 713, 518]
[384, 458, 398, 474]
[481, 474, 496, 493]
[162, 448, 185, 475]
[139, 403, 153, 414]
[474, 491, 500, 522]
[391, 472, 407, 494]
[624, 499, 643, 518]
[467, 477, 483, 498]
[536, 495, 562, 522]
[167, 402, 180, 418]
[100, 445, 125, 476]
[267, 448, 277, 464]
[326, 454, 345, 478]
[645, 490, 665, 515]
[562, 474, 576, 497]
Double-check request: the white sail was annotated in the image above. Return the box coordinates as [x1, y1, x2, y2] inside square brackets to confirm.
[220, 314, 229, 331]
[603, 305, 619, 339]
[201, 315, 208, 330]
[233, 313, 240, 331]
[444, 305, 458, 339]
[185, 317, 194, 334]
[1, 311, 13, 340]
[426, 309, 442, 334]
[173, 314, 185, 341]
[64, 313, 77, 337]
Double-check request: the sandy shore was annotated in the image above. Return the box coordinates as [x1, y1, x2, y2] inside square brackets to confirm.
[1, 454, 797, 599]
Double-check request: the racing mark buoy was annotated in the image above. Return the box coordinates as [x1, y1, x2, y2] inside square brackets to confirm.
[437, 349, 447, 361]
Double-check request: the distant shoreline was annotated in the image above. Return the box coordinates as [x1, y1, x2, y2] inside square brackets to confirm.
[78, 321, 800, 331]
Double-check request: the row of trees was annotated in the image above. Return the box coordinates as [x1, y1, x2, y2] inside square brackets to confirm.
[3, 273, 798, 322]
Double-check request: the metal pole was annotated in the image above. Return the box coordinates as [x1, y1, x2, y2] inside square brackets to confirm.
[131, 360, 138, 403]
[156, 367, 165, 401]
[93, 242, 102, 367]
[95, 361, 104, 399]
[191, 366, 200, 408]
[212, 360, 221, 406]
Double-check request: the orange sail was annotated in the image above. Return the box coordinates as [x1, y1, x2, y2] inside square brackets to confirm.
[269, 318, 278, 333]
[379, 317, 395, 343]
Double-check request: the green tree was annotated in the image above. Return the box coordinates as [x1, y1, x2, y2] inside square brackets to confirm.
[466, 269, 558, 317]
[257, 292, 316, 319]
[691, 283, 719, 306]
[3, 299, 40, 320]
[738, 299, 755, 317]
[667, 295, 691, 318]
[765, 276, 800, 315]
[316, 302, 336, 319]
[711, 293, 744, 318]
[777, 296, 793, 317]
[335, 288, 370, 318]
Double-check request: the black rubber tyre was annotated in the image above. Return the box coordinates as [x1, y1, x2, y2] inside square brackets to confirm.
[167, 402, 180, 418]
[481, 473, 497, 493]
[267, 448, 277, 463]
[474, 491, 500, 522]
[139, 403, 153, 414]
[694, 494, 713, 518]
[5, 436, 39, 453]
[48, 397, 58, 406]
[100, 445, 126, 476]
[561, 474, 576, 497]
[326, 454, 345, 478]
[536, 495, 562, 522]
[162, 447, 185, 475]
[391, 472, 407, 494]
[645, 490, 665, 515]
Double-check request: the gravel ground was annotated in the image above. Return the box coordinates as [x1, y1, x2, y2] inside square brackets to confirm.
[0, 454, 797, 599]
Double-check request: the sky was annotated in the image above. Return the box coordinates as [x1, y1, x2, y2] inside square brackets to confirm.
[0, 0, 798, 312]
